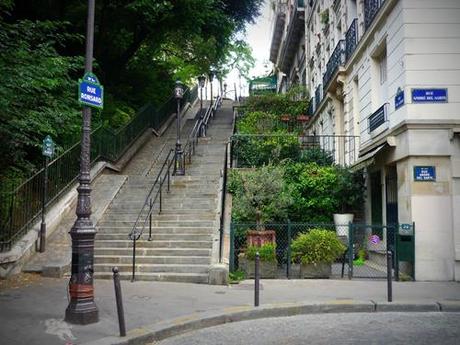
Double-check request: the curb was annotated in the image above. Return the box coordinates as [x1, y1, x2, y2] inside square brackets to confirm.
[82, 300, 460, 345]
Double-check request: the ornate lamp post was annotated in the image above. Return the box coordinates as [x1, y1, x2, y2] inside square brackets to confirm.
[198, 75, 206, 118]
[174, 81, 185, 176]
[65, 0, 98, 325]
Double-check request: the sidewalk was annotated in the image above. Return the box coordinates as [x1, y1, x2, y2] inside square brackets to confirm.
[0, 275, 459, 345]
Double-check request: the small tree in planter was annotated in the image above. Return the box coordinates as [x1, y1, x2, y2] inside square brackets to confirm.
[291, 229, 346, 278]
[238, 243, 277, 278]
[333, 167, 366, 237]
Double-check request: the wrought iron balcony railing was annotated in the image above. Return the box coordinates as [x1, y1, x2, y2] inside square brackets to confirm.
[368, 104, 387, 132]
[307, 97, 315, 115]
[345, 19, 358, 61]
[315, 84, 323, 109]
[364, 0, 386, 31]
[323, 40, 346, 90]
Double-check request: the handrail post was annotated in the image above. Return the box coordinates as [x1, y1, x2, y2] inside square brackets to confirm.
[131, 236, 137, 282]
[148, 199, 153, 241]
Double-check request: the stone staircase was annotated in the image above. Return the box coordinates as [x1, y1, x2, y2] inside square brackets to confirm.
[93, 101, 233, 283]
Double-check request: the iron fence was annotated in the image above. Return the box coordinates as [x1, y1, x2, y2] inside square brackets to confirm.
[345, 19, 358, 61]
[230, 133, 359, 168]
[0, 86, 198, 252]
[230, 222, 414, 280]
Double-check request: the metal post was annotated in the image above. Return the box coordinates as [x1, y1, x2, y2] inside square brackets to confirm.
[210, 79, 214, 118]
[65, 0, 98, 324]
[287, 220, 291, 279]
[159, 186, 162, 214]
[148, 199, 153, 241]
[234, 83, 237, 101]
[387, 250, 393, 302]
[131, 238, 136, 282]
[39, 156, 49, 253]
[348, 222, 353, 280]
[112, 267, 126, 337]
[254, 252, 260, 307]
[229, 224, 235, 272]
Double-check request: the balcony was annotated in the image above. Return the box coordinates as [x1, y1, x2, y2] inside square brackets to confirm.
[368, 104, 386, 132]
[279, 1, 305, 72]
[269, 1, 287, 63]
[345, 19, 358, 61]
[322, 40, 345, 90]
[315, 84, 323, 109]
[364, 0, 386, 31]
[307, 97, 315, 115]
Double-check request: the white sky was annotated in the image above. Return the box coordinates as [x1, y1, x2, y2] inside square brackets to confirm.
[224, 0, 273, 97]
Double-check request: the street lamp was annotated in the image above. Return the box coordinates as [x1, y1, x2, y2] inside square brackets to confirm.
[223, 82, 227, 98]
[65, 0, 98, 325]
[198, 75, 206, 136]
[174, 81, 185, 176]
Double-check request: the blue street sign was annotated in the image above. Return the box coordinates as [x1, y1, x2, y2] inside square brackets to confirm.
[78, 72, 104, 109]
[411, 88, 447, 103]
[42, 135, 55, 158]
[395, 90, 404, 110]
[414, 166, 436, 182]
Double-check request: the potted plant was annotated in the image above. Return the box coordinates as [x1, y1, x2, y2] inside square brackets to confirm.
[291, 229, 346, 278]
[333, 167, 366, 237]
[238, 243, 277, 278]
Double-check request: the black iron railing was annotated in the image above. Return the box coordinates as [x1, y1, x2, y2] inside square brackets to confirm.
[368, 104, 387, 132]
[315, 84, 323, 108]
[364, 0, 386, 31]
[0, 86, 198, 252]
[345, 19, 358, 61]
[323, 40, 346, 90]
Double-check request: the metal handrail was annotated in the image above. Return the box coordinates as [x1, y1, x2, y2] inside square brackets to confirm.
[128, 148, 175, 281]
[218, 140, 230, 263]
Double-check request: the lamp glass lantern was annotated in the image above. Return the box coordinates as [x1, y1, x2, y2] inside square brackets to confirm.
[198, 75, 206, 88]
[174, 81, 184, 99]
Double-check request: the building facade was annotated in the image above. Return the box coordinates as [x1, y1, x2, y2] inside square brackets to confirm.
[270, 0, 460, 281]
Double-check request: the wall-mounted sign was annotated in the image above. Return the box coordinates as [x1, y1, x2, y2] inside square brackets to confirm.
[411, 88, 447, 103]
[78, 72, 104, 109]
[395, 89, 404, 110]
[414, 166, 436, 182]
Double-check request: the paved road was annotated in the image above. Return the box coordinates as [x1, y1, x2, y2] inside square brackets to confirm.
[158, 312, 460, 345]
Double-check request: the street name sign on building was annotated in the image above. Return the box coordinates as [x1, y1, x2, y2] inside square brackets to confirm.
[414, 166, 436, 182]
[42, 135, 55, 158]
[395, 89, 404, 110]
[78, 72, 104, 109]
[411, 88, 448, 103]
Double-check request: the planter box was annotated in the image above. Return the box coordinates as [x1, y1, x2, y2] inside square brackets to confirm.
[300, 262, 331, 279]
[247, 230, 276, 247]
[239, 256, 277, 279]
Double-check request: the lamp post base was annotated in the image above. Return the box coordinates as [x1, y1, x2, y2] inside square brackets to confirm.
[174, 143, 185, 176]
[65, 300, 99, 325]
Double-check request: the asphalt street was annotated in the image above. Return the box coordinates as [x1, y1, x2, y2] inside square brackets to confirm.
[158, 312, 460, 345]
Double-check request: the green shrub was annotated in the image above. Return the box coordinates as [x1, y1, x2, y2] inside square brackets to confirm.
[246, 243, 277, 262]
[229, 269, 245, 283]
[334, 167, 366, 213]
[300, 147, 334, 166]
[291, 229, 346, 265]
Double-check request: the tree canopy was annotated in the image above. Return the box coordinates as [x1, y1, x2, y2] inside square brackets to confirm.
[0, 0, 262, 184]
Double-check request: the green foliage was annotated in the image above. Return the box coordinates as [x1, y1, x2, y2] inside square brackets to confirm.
[284, 162, 340, 222]
[353, 248, 368, 266]
[0, 18, 85, 182]
[291, 229, 346, 265]
[335, 167, 366, 213]
[229, 269, 245, 283]
[229, 165, 293, 225]
[299, 147, 334, 166]
[243, 92, 308, 118]
[245, 243, 277, 262]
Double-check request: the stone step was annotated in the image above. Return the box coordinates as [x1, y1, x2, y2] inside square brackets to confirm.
[96, 226, 214, 234]
[94, 263, 209, 274]
[94, 247, 211, 257]
[102, 209, 216, 216]
[95, 239, 212, 249]
[94, 255, 211, 265]
[96, 233, 212, 241]
[100, 212, 216, 221]
[98, 220, 215, 227]
[94, 272, 209, 283]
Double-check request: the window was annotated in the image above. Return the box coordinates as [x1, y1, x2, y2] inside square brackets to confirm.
[379, 49, 387, 85]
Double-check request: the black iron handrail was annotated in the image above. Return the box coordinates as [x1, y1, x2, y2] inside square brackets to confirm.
[128, 148, 175, 281]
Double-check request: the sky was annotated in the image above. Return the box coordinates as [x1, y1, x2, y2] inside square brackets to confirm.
[224, 0, 273, 97]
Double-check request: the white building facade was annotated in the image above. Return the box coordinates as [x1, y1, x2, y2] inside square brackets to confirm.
[270, 0, 460, 281]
